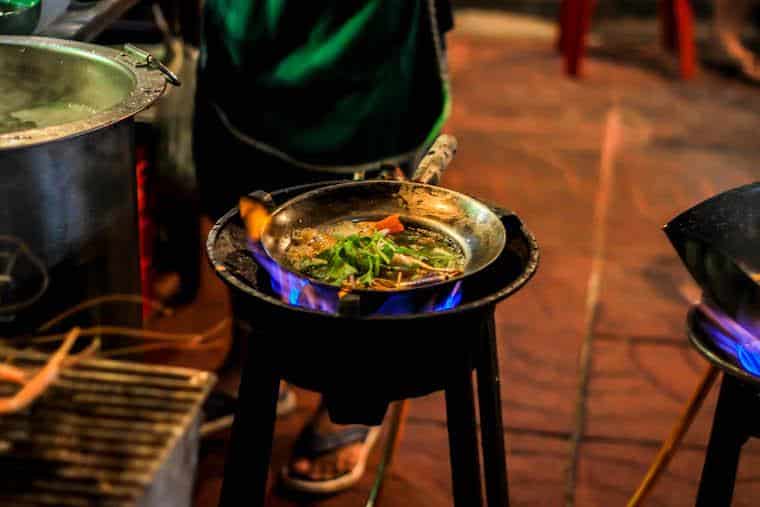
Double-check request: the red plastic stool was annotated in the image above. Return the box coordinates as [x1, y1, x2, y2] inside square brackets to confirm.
[557, 0, 697, 79]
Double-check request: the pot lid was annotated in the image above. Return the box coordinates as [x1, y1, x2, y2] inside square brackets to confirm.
[0, 36, 167, 150]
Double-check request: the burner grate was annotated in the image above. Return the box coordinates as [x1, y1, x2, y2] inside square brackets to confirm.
[0, 349, 215, 507]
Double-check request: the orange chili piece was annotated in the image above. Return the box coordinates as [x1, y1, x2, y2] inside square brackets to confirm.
[374, 214, 405, 234]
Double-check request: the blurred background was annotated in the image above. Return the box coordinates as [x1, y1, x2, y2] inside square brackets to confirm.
[2, 0, 759, 506]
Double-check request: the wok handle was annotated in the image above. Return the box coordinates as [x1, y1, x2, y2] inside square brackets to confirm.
[411, 134, 458, 185]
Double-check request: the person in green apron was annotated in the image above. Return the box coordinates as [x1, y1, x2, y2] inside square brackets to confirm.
[194, 0, 453, 494]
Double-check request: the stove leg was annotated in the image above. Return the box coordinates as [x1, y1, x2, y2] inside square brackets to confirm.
[445, 362, 484, 507]
[476, 313, 511, 507]
[695, 374, 750, 507]
[218, 343, 279, 507]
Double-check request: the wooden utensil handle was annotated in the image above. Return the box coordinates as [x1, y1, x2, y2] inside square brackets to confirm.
[411, 134, 458, 184]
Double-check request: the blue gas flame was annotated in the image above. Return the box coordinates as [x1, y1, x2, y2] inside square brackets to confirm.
[375, 281, 464, 316]
[701, 319, 760, 377]
[432, 282, 464, 312]
[248, 240, 464, 316]
[248, 240, 339, 314]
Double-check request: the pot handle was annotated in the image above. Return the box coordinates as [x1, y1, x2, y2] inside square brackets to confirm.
[410, 134, 458, 185]
[123, 44, 182, 86]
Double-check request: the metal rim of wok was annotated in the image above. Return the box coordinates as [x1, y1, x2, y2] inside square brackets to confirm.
[207, 183, 540, 321]
[0, 36, 167, 150]
[260, 180, 509, 295]
[687, 308, 760, 387]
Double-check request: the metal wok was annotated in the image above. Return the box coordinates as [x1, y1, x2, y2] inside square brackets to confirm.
[248, 136, 508, 295]
[664, 181, 760, 327]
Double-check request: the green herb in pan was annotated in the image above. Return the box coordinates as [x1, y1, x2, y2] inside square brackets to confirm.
[294, 223, 465, 289]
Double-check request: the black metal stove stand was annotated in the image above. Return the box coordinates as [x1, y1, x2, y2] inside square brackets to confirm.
[688, 309, 760, 507]
[224, 310, 509, 507]
[696, 373, 759, 506]
[207, 182, 539, 507]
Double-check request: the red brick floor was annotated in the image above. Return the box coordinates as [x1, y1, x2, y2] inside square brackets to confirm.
[183, 19, 760, 507]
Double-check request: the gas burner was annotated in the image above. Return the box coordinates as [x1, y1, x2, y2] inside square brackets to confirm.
[207, 181, 538, 424]
[210, 182, 536, 319]
[208, 181, 539, 507]
[665, 182, 760, 333]
[666, 183, 760, 382]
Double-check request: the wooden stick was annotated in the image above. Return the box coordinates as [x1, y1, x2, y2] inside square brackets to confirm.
[388, 400, 410, 463]
[36, 294, 172, 332]
[12, 319, 230, 345]
[365, 400, 410, 507]
[0, 328, 81, 414]
[627, 365, 720, 507]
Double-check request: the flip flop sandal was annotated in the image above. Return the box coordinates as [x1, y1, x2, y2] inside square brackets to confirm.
[281, 424, 381, 495]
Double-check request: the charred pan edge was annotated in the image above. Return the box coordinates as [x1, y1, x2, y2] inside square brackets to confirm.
[0, 36, 167, 150]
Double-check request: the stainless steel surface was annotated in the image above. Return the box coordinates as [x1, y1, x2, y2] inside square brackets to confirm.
[2, 121, 136, 271]
[261, 180, 507, 294]
[37, 0, 139, 41]
[0, 36, 167, 149]
[251, 134, 505, 295]
[0, 36, 169, 334]
[0, 121, 142, 331]
[0, 349, 215, 507]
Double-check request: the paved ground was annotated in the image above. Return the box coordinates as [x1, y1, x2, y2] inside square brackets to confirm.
[179, 11, 760, 507]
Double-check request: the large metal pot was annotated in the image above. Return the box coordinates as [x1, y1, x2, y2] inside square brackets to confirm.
[0, 36, 171, 333]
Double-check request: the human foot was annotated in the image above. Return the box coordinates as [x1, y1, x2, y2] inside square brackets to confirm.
[282, 406, 380, 494]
